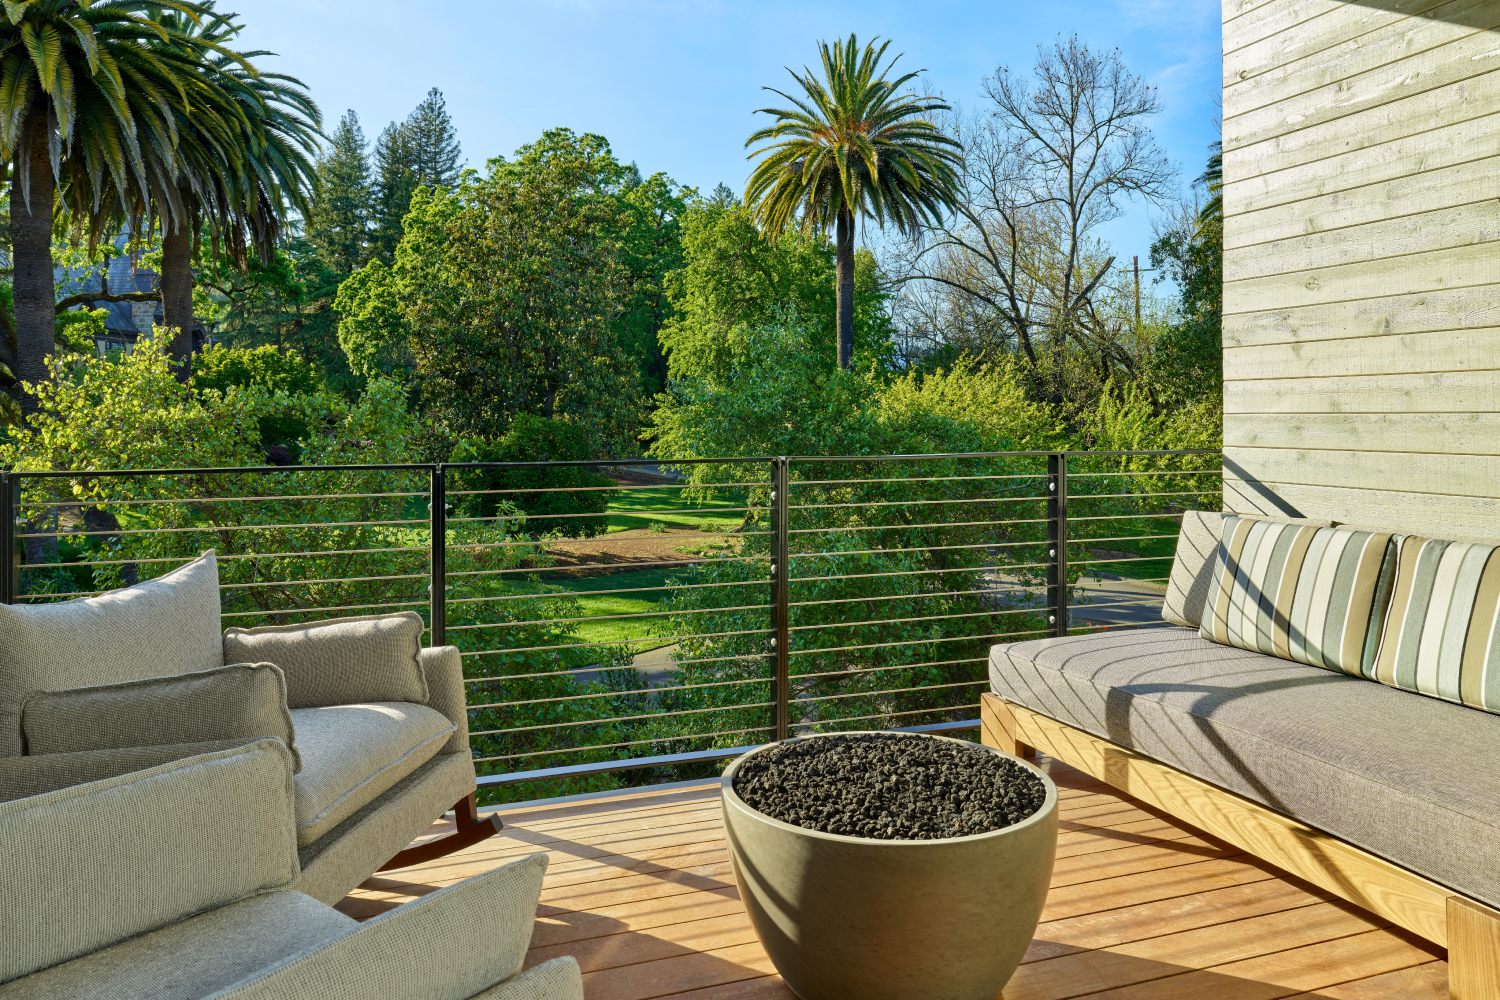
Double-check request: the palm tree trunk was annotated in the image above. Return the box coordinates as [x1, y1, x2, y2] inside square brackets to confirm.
[835, 204, 855, 370]
[11, 107, 56, 415]
[160, 223, 195, 379]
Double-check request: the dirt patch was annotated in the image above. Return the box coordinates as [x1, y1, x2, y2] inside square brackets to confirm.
[536, 527, 741, 579]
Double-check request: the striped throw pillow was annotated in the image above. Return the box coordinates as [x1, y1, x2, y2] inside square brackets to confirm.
[1372, 536, 1500, 712]
[1201, 517, 1398, 677]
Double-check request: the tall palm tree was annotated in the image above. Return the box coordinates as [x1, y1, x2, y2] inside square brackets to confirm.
[149, 5, 319, 369]
[745, 35, 963, 368]
[0, 0, 226, 409]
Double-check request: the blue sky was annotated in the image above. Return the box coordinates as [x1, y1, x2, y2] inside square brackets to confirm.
[233, 0, 1221, 267]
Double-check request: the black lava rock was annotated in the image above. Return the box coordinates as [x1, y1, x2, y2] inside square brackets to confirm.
[731, 733, 1046, 840]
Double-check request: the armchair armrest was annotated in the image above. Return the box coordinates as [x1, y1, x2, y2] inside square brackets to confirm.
[204, 853, 550, 1000]
[0, 741, 299, 984]
[420, 645, 470, 755]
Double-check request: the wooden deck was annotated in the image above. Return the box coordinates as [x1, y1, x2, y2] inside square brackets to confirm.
[337, 756, 1449, 1000]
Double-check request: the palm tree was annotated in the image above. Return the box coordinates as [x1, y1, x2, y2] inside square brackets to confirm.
[0, 1, 226, 409]
[745, 35, 963, 368]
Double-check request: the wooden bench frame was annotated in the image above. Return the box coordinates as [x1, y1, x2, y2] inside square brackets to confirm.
[980, 693, 1500, 999]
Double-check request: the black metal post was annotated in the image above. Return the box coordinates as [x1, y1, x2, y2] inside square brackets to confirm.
[771, 457, 790, 741]
[430, 465, 447, 647]
[0, 474, 13, 605]
[1048, 452, 1069, 638]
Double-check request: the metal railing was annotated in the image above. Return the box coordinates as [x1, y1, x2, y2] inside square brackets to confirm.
[0, 448, 1221, 801]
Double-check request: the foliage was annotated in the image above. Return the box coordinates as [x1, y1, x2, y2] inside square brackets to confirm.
[191, 344, 320, 396]
[449, 415, 617, 538]
[54, 308, 109, 354]
[308, 112, 373, 277]
[659, 203, 893, 384]
[745, 34, 962, 368]
[370, 88, 463, 263]
[337, 129, 646, 455]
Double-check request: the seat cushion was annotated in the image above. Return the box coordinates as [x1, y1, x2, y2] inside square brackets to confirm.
[0, 551, 223, 756]
[991, 626, 1500, 909]
[291, 703, 456, 846]
[0, 890, 353, 1000]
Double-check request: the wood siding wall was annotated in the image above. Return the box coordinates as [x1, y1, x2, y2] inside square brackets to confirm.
[1221, 0, 1500, 539]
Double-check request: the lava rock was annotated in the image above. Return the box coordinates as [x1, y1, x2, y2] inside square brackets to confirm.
[732, 733, 1046, 840]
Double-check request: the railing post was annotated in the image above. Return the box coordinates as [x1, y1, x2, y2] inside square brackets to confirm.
[430, 465, 446, 648]
[0, 473, 13, 605]
[771, 457, 790, 741]
[1048, 452, 1069, 638]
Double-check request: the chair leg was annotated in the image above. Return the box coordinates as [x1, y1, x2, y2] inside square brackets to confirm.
[377, 793, 502, 872]
[1449, 896, 1500, 999]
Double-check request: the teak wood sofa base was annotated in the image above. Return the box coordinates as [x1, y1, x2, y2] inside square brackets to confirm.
[980, 693, 1499, 999]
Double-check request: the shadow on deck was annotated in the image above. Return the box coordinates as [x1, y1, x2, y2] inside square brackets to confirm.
[336, 757, 1447, 1000]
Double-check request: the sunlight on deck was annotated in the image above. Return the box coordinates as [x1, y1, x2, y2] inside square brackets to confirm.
[337, 758, 1447, 1000]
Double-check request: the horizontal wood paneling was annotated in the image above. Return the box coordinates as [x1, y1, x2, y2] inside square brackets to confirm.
[1223, 297, 1500, 350]
[1224, 412, 1500, 453]
[1225, 199, 1500, 280]
[1223, 446, 1500, 500]
[1223, 478, 1500, 539]
[1225, 156, 1500, 253]
[1224, 0, 1362, 55]
[1223, 112, 1500, 218]
[1223, 241, 1500, 316]
[1224, 0, 1454, 88]
[1225, 69, 1500, 180]
[1225, 27, 1499, 154]
[1225, 369, 1500, 413]
[1226, 4, 1497, 138]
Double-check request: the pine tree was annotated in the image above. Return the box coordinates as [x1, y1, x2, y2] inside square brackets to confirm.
[307, 111, 372, 275]
[371, 122, 418, 263]
[404, 88, 462, 189]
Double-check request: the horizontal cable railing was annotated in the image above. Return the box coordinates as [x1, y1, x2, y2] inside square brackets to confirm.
[0, 448, 1221, 803]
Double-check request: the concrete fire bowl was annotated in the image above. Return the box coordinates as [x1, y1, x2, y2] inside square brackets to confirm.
[720, 732, 1058, 1000]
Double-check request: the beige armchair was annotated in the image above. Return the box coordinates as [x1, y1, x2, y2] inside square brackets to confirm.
[0, 740, 581, 1000]
[0, 551, 498, 904]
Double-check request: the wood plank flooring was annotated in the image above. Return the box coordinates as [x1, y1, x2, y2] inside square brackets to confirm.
[336, 756, 1449, 999]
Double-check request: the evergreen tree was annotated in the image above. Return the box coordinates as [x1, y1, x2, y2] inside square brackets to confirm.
[371, 122, 418, 262]
[307, 111, 372, 275]
[405, 88, 463, 189]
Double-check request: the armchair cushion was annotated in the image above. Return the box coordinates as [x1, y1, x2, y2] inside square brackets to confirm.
[0, 551, 224, 756]
[20, 662, 300, 772]
[0, 890, 354, 1000]
[0, 740, 260, 803]
[290, 703, 456, 846]
[202, 853, 549, 1000]
[224, 612, 428, 709]
[0, 741, 298, 984]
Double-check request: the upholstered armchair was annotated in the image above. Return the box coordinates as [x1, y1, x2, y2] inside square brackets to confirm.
[0, 740, 581, 999]
[0, 551, 498, 904]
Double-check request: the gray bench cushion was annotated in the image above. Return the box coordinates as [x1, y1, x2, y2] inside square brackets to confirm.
[991, 626, 1500, 908]
[290, 703, 455, 846]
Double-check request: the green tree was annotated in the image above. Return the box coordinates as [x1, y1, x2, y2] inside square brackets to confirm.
[449, 415, 617, 538]
[370, 122, 418, 263]
[745, 35, 962, 369]
[307, 111, 372, 276]
[1148, 141, 1224, 410]
[404, 87, 463, 190]
[0, 0, 222, 409]
[659, 201, 893, 384]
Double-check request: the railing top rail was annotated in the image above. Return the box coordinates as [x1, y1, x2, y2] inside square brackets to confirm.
[0, 449, 1221, 481]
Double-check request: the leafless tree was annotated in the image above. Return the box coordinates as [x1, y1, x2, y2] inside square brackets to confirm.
[890, 36, 1175, 402]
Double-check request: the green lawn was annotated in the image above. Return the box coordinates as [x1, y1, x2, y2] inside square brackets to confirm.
[605, 486, 751, 533]
[1073, 515, 1180, 584]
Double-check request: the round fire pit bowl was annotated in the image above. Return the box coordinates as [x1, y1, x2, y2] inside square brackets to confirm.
[721, 731, 1058, 1000]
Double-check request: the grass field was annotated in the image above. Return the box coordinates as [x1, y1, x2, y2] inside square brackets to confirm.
[1075, 515, 1180, 583]
[605, 486, 752, 533]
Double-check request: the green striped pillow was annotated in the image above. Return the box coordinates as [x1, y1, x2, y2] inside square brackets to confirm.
[1372, 536, 1500, 712]
[1200, 517, 1398, 677]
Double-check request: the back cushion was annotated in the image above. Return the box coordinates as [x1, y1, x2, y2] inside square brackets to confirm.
[1372, 536, 1500, 712]
[1162, 511, 1333, 629]
[1200, 517, 1398, 677]
[0, 552, 224, 757]
[223, 611, 428, 709]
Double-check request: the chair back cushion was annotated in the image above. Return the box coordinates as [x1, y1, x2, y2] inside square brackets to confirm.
[0, 741, 298, 984]
[223, 612, 428, 709]
[0, 552, 224, 757]
[21, 663, 300, 772]
[1163, 512, 1334, 629]
[1371, 536, 1500, 712]
[1200, 516, 1398, 677]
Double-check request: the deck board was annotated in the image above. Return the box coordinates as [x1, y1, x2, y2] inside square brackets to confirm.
[338, 756, 1448, 999]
